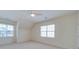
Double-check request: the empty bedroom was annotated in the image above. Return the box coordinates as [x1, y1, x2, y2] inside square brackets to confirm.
[0, 10, 78, 49]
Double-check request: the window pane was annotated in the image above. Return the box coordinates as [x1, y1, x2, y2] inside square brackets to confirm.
[0, 24, 6, 31]
[47, 32, 55, 38]
[7, 32, 13, 37]
[0, 24, 6, 28]
[47, 24, 55, 31]
[0, 24, 14, 37]
[0, 24, 6, 37]
[7, 25, 14, 37]
[7, 25, 14, 31]
[0, 27, 4, 31]
[40, 24, 55, 38]
[0, 31, 6, 37]
[41, 26, 47, 31]
[41, 32, 46, 37]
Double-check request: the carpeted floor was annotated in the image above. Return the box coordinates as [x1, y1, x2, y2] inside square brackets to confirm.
[0, 41, 58, 49]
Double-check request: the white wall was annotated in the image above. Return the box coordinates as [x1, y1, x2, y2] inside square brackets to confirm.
[76, 11, 79, 48]
[32, 13, 77, 48]
[16, 21, 31, 43]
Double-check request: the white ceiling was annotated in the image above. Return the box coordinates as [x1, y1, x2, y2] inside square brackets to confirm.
[0, 10, 77, 22]
[0, 10, 77, 28]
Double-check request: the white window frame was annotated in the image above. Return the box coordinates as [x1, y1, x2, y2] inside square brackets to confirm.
[0, 24, 14, 38]
[40, 24, 55, 38]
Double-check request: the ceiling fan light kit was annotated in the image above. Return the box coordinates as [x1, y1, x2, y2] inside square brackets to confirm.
[30, 13, 36, 17]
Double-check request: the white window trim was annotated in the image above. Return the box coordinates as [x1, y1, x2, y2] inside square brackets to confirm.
[0, 24, 14, 38]
[40, 24, 55, 38]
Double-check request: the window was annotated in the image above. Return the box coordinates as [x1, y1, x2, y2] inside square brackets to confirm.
[0, 24, 14, 37]
[40, 24, 55, 38]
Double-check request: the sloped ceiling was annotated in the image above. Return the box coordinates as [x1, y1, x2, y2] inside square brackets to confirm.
[0, 10, 77, 28]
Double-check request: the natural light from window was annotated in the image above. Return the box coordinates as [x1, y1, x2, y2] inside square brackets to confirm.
[0, 24, 14, 37]
[40, 24, 55, 38]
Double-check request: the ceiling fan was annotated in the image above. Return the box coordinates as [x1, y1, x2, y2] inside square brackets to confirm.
[27, 10, 48, 20]
[28, 10, 42, 17]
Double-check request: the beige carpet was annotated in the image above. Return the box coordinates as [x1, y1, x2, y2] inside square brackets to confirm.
[0, 41, 58, 49]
